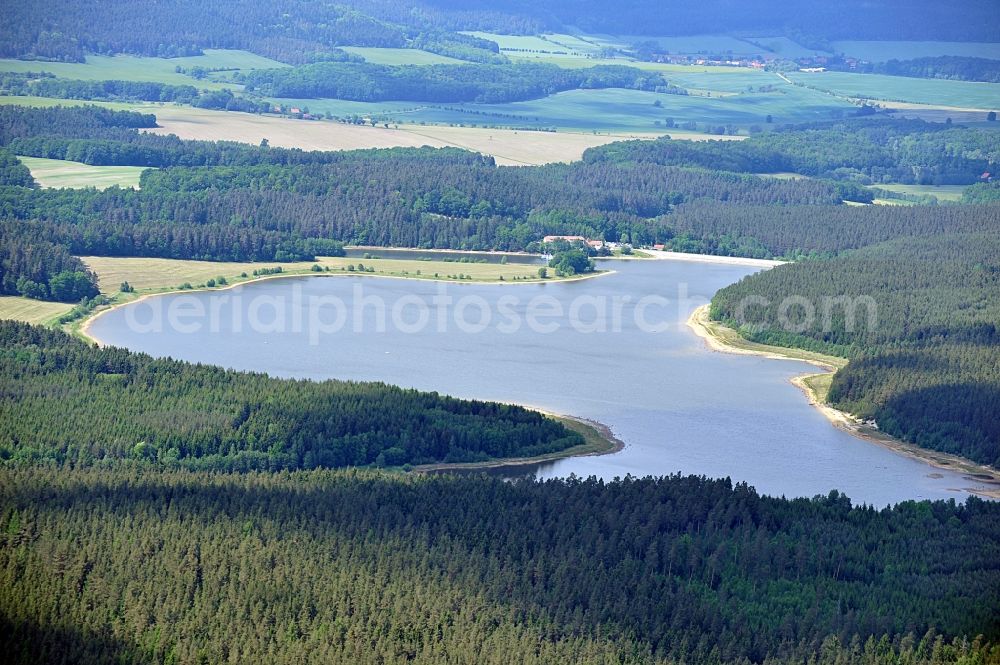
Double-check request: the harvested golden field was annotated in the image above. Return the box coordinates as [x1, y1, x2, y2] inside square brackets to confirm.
[146, 106, 661, 165]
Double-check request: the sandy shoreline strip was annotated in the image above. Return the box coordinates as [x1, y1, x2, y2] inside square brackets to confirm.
[687, 304, 1000, 499]
[640, 249, 785, 268]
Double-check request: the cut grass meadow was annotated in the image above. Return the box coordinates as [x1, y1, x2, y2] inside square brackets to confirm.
[18, 156, 147, 189]
[869, 183, 968, 202]
[0, 296, 74, 325]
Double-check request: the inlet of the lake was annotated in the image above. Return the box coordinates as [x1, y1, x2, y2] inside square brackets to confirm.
[87, 258, 994, 505]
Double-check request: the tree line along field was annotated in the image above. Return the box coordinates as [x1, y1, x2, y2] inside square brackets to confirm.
[2, 39, 996, 137]
[829, 40, 1000, 61]
[145, 105, 658, 165]
[81, 255, 558, 293]
[787, 71, 1000, 111]
[2, 105, 1000, 473]
[0, 253, 563, 327]
[869, 183, 968, 202]
[0, 97, 661, 166]
[0, 50, 287, 91]
[459, 31, 613, 59]
[339, 47, 464, 65]
[0, 44, 915, 134]
[333, 85, 852, 133]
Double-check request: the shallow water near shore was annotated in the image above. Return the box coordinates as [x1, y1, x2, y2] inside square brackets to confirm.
[87, 259, 995, 505]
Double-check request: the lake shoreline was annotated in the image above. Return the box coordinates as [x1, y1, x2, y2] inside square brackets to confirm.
[686, 304, 1000, 499]
[76, 268, 627, 476]
[412, 410, 625, 474]
[76, 265, 613, 346]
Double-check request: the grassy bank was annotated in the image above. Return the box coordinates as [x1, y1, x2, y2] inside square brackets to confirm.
[687, 304, 847, 370]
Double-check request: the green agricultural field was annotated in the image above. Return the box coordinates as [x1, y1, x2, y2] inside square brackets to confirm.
[0, 49, 285, 91]
[277, 83, 851, 132]
[506, 54, 747, 74]
[17, 156, 147, 189]
[462, 32, 595, 57]
[743, 37, 826, 59]
[432, 85, 851, 131]
[665, 70, 783, 94]
[830, 40, 1000, 61]
[870, 183, 969, 202]
[787, 71, 1000, 109]
[340, 47, 464, 65]
[605, 34, 760, 55]
[540, 33, 609, 55]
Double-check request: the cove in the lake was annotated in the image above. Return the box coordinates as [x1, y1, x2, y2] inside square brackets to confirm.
[86, 259, 995, 505]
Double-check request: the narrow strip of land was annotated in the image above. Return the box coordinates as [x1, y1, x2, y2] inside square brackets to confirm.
[412, 411, 624, 473]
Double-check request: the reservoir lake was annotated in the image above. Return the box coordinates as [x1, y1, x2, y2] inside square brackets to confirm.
[87, 258, 995, 505]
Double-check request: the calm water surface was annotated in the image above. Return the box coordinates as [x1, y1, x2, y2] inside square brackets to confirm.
[89, 259, 993, 505]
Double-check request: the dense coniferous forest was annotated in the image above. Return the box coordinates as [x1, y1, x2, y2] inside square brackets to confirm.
[418, 0, 1000, 42]
[3, 106, 1000, 302]
[0, 147, 34, 187]
[3, 0, 998, 64]
[0, 225, 98, 301]
[0, 321, 582, 469]
[0, 107, 860, 275]
[0, 0, 504, 64]
[2, 3, 1000, 663]
[2, 466, 999, 664]
[711, 233, 1000, 466]
[867, 56, 1000, 84]
[0, 6, 1000, 665]
[586, 120, 1000, 185]
[237, 62, 681, 103]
